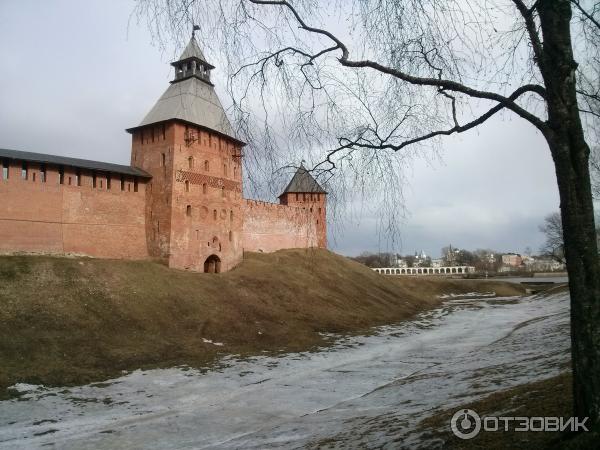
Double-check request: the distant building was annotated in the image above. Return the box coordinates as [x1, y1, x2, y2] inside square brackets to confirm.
[502, 253, 523, 267]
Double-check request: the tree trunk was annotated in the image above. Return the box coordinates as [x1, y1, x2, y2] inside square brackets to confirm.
[539, 0, 600, 427]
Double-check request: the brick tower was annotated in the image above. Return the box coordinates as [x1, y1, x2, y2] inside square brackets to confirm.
[127, 32, 245, 272]
[278, 164, 327, 248]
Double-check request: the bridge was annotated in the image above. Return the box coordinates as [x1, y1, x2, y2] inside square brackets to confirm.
[373, 266, 476, 276]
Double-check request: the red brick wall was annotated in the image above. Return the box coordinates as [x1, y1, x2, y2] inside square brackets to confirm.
[131, 122, 175, 260]
[132, 122, 244, 272]
[0, 163, 148, 258]
[168, 123, 244, 272]
[278, 192, 327, 248]
[242, 199, 323, 253]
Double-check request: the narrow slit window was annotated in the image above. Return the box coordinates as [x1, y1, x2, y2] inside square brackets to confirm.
[161, 153, 166, 167]
[32, 172, 36, 182]
[21, 162, 28, 180]
[120, 175, 125, 191]
[106, 175, 111, 190]
[75, 169, 81, 186]
[93, 173, 97, 188]
[59, 167, 64, 185]
[202, 183, 207, 194]
[134, 178, 138, 192]
[213, 209, 217, 220]
[186, 205, 192, 216]
[2, 160, 8, 179]
[204, 160, 209, 171]
[188, 156, 194, 169]
[185, 180, 190, 192]
[40, 165, 46, 183]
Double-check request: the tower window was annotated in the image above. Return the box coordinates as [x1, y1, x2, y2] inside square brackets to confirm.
[204, 160, 209, 171]
[202, 183, 207, 194]
[230, 210, 233, 222]
[295, 193, 299, 201]
[185, 180, 190, 192]
[213, 209, 217, 220]
[134, 178, 138, 192]
[32, 172, 36, 182]
[223, 164, 227, 176]
[2, 160, 8, 179]
[120, 175, 125, 191]
[188, 156, 194, 169]
[93, 173, 97, 188]
[221, 186, 225, 197]
[107, 175, 111, 190]
[186, 205, 192, 217]
[75, 169, 81, 186]
[59, 167, 64, 185]
[99, 179, 103, 189]
[229, 231, 232, 242]
[161, 153, 166, 167]
[40, 165, 46, 182]
[21, 162, 28, 180]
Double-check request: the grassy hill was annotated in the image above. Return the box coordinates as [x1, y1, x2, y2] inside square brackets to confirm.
[0, 249, 525, 397]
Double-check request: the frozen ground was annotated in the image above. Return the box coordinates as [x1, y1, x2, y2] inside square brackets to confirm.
[0, 292, 570, 449]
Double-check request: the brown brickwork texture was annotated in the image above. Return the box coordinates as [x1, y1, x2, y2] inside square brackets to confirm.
[0, 165, 148, 259]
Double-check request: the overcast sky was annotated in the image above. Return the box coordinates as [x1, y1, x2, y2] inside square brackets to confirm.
[0, 0, 562, 258]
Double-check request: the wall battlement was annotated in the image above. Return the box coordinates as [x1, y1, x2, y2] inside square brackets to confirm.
[0, 35, 327, 272]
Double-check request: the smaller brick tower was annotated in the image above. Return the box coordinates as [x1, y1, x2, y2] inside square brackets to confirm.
[278, 164, 327, 248]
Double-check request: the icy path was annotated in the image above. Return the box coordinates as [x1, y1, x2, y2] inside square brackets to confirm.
[0, 293, 570, 449]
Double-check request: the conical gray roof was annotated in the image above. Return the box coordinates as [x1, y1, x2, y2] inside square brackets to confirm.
[281, 165, 326, 194]
[179, 36, 207, 61]
[136, 76, 236, 139]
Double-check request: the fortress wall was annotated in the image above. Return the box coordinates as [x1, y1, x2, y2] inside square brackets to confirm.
[242, 199, 319, 253]
[0, 163, 148, 259]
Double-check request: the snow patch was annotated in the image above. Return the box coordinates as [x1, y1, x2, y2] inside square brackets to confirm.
[438, 291, 496, 299]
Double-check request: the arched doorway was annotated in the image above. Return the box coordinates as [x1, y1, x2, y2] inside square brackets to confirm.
[204, 255, 221, 273]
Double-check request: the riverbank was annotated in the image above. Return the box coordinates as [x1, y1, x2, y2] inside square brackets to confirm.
[0, 249, 525, 398]
[418, 371, 598, 449]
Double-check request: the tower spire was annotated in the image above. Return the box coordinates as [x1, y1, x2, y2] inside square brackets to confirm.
[170, 29, 214, 85]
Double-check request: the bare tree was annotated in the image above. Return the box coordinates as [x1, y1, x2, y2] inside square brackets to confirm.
[539, 211, 566, 263]
[135, 0, 600, 426]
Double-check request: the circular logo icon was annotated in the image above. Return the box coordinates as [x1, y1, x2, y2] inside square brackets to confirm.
[450, 409, 481, 439]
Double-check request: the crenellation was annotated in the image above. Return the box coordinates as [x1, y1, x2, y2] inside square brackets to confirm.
[1, 33, 326, 272]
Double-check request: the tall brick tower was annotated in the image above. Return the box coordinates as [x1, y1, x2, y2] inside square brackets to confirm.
[127, 32, 245, 272]
[278, 164, 327, 248]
